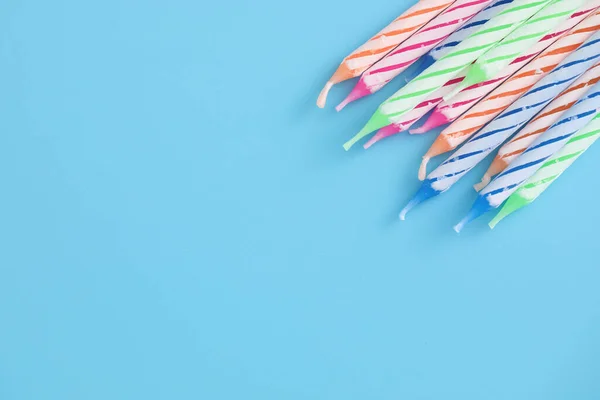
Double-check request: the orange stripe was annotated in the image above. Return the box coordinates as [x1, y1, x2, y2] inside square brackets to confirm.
[502, 148, 526, 159]
[346, 44, 397, 61]
[510, 65, 556, 81]
[448, 125, 483, 139]
[371, 24, 423, 42]
[464, 105, 508, 120]
[486, 85, 532, 102]
[572, 24, 600, 35]
[397, 3, 450, 21]
[540, 44, 581, 59]
[531, 102, 575, 123]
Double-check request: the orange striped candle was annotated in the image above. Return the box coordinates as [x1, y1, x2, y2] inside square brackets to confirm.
[317, 0, 456, 108]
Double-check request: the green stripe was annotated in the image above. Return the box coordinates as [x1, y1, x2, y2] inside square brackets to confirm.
[387, 108, 412, 118]
[526, 10, 574, 25]
[568, 129, 600, 143]
[484, 52, 520, 64]
[389, 87, 437, 102]
[414, 65, 465, 81]
[540, 151, 582, 168]
[469, 23, 514, 38]
[498, 31, 555, 47]
[522, 174, 559, 189]
[442, 44, 493, 60]
[499, 0, 551, 16]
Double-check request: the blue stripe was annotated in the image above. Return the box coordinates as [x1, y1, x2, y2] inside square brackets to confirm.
[524, 131, 577, 153]
[575, 90, 600, 104]
[433, 41, 460, 52]
[429, 168, 470, 182]
[497, 100, 550, 119]
[523, 77, 578, 98]
[457, 20, 487, 32]
[443, 149, 486, 164]
[487, 183, 520, 196]
[576, 37, 600, 51]
[553, 110, 596, 128]
[550, 53, 600, 74]
[498, 158, 546, 177]
[470, 124, 520, 142]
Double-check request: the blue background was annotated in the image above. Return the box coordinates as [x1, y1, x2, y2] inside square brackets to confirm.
[1, 0, 599, 398]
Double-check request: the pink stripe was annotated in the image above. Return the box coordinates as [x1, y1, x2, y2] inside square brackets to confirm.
[420, 15, 476, 33]
[441, 96, 479, 110]
[369, 57, 419, 75]
[571, 7, 597, 18]
[511, 51, 538, 65]
[387, 37, 449, 57]
[417, 97, 444, 108]
[444, 76, 466, 87]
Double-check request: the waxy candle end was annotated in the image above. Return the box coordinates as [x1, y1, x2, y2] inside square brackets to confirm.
[410, 109, 450, 134]
[418, 156, 431, 181]
[489, 193, 530, 229]
[478, 157, 509, 189]
[473, 173, 491, 192]
[344, 110, 391, 150]
[336, 79, 372, 111]
[364, 124, 404, 149]
[317, 81, 334, 108]
[454, 196, 493, 233]
[399, 182, 438, 220]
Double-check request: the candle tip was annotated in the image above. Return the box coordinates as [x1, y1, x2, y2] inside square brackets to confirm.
[317, 81, 333, 108]
[454, 196, 493, 233]
[418, 157, 430, 181]
[488, 194, 530, 229]
[399, 182, 438, 220]
[473, 174, 491, 192]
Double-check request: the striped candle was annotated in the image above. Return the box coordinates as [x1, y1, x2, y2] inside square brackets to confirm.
[317, 0, 456, 108]
[418, 10, 600, 179]
[398, 31, 600, 221]
[442, 0, 588, 102]
[476, 62, 600, 189]
[336, 0, 494, 111]
[456, 81, 600, 232]
[489, 113, 600, 228]
[412, 5, 599, 134]
[343, 0, 554, 150]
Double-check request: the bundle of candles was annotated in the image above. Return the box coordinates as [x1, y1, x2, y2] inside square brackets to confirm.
[319, 0, 600, 232]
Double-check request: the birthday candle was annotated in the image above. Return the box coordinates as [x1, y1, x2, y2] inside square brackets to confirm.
[398, 31, 600, 221]
[343, 0, 554, 150]
[442, 0, 588, 102]
[418, 10, 600, 178]
[489, 113, 600, 228]
[476, 62, 600, 190]
[455, 81, 600, 232]
[317, 0, 456, 108]
[336, 0, 495, 111]
[412, 6, 599, 134]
